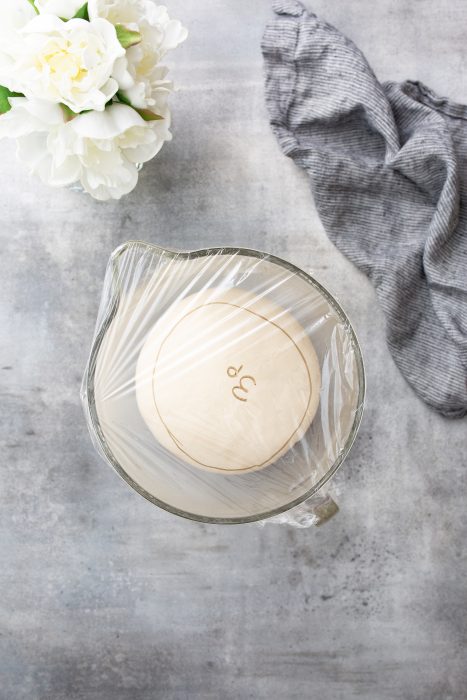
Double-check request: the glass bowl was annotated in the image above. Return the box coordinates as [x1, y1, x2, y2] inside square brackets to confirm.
[82, 241, 365, 524]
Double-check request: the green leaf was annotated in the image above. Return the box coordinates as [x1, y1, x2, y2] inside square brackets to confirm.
[115, 24, 142, 49]
[116, 91, 132, 107]
[115, 93, 164, 121]
[61, 102, 94, 120]
[0, 86, 22, 114]
[60, 103, 78, 121]
[136, 108, 164, 122]
[72, 2, 89, 20]
[26, 0, 39, 14]
[60, 103, 92, 119]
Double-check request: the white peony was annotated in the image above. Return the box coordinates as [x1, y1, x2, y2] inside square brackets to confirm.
[88, 0, 187, 109]
[0, 97, 171, 200]
[0, 14, 125, 113]
[0, 0, 187, 200]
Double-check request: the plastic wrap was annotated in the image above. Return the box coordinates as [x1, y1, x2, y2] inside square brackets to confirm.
[81, 242, 365, 524]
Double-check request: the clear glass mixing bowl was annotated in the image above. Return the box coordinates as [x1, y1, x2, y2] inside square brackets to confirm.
[82, 241, 365, 524]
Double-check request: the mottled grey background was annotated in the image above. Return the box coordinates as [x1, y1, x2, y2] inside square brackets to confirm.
[1, 1, 466, 698]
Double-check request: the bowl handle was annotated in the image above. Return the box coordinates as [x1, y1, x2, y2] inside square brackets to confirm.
[261, 493, 339, 528]
[307, 493, 339, 526]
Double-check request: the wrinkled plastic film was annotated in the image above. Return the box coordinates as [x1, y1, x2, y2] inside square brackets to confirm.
[81, 241, 365, 525]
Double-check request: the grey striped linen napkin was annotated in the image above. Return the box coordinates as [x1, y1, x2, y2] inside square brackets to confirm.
[262, 0, 467, 418]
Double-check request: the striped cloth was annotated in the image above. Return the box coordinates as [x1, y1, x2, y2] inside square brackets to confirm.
[262, 0, 467, 418]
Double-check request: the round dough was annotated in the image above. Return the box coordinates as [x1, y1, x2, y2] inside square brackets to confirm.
[135, 288, 321, 474]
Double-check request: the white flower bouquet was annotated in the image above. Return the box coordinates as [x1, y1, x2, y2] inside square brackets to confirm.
[0, 0, 187, 200]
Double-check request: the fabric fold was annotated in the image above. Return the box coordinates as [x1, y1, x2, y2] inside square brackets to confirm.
[262, 2, 467, 417]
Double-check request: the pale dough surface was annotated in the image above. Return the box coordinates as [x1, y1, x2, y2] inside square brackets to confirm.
[135, 287, 321, 473]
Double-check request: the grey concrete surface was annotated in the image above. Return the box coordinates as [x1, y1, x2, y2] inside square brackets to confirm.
[1, 1, 466, 698]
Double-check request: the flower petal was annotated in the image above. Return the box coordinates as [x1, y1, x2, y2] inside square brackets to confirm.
[0, 98, 64, 139]
[35, 0, 85, 19]
[81, 157, 139, 200]
[71, 103, 146, 139]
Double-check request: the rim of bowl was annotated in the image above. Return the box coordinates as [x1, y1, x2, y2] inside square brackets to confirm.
[84, 240, 366, 524]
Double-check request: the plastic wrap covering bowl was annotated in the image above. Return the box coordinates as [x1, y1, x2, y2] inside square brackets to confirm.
[82, 242, 365, 524]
